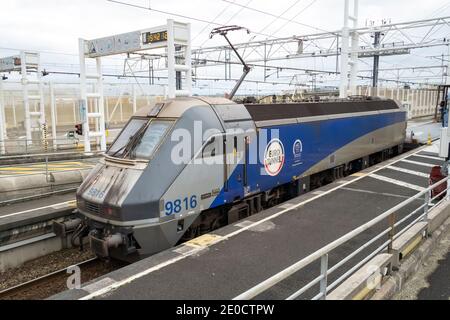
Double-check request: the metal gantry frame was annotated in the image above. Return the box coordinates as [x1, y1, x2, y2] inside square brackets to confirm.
[188, 15, 450, 89]
[79, 19, 191, 153]
[78, 45, 107, 153]
[20, 51, 46, 145]
[340, 0, 359, 98]
[0, 51, 45, 154]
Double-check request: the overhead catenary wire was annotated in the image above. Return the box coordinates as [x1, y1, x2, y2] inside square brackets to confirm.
[269, 0, 318, 37]
[220, 0, 332, 34]
[106, 0, 275, 39]
[195, 0, 254, 50]
[256, 0, 304, 36]
[191, 0, 236, 43]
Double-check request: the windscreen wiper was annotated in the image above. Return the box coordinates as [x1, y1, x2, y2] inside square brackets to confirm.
[123, 121, 152, 159]
[110, 121, 149, 159]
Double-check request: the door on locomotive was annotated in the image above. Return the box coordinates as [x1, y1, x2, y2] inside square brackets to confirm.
[223, 134, 249, 202]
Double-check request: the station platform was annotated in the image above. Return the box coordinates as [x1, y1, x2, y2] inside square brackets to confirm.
[407, 118, 442, 144]
[0, 193, 76, 231]
[0, 159, 96, 176]
[52, 141, 445, 300]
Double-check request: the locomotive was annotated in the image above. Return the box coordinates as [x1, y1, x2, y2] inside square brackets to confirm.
[62, 96, 407, 260]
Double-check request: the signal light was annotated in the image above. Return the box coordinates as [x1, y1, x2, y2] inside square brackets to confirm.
[75, 124, 83, 136]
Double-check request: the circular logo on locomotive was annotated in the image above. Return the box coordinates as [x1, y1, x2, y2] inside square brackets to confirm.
[264, 139, 285, 176]
[293, 139, 303, 162]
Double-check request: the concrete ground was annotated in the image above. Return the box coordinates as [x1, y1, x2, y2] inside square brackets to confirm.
[394, 227, 450, 300]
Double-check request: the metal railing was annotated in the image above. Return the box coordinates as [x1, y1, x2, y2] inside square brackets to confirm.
[234, 176, 450, 300]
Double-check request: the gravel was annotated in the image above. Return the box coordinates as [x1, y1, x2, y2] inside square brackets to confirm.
[0, 248, 95, 292]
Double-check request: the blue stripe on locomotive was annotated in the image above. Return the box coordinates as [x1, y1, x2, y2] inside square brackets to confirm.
[210, 111, 406, 208]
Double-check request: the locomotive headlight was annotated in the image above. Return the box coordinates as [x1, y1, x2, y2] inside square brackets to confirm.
[102, 206, 114, 216]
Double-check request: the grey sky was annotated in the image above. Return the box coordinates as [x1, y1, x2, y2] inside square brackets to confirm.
[1, 0, 449, 52]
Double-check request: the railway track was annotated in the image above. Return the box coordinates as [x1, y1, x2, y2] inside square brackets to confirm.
[0, 258, 123, 300]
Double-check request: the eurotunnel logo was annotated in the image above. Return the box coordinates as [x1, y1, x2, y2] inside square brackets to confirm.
[264, 139, 285, 177]
[293, 139, 303, 163]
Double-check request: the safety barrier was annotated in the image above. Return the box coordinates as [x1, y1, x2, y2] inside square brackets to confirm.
[234, 176, 450, 300]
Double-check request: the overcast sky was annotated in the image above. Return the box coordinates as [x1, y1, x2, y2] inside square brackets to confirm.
[1, 0, 450, 94]
[1, 0, 449, 52]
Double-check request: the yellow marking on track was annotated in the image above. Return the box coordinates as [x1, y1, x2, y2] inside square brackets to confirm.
[186, 234, 223, 248]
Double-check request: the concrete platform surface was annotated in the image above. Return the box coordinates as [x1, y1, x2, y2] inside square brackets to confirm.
[52, 142, 445, 301]
[0, 193, 76, 231]
[407, 119, 442, 144]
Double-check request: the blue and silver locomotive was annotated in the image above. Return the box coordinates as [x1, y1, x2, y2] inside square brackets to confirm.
[71, 96, 406, 260]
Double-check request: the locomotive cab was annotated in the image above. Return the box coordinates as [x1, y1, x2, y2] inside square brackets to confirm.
[74, 97, 247, 260]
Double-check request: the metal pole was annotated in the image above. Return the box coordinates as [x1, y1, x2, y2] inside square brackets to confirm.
[49, 82, 57, 151]
[320, 254, 329, 300]
[12, 94, 16, 127]
[349, 0, 359, 96]
[447, 45, 450, 85]
[340, 0, 350, 98]
[132, 84, 137, 114]
[37, 53, 46, 129]
[45, 155, 49, 183]
[167, 19, 176, 99]
[79, 38, 91, 153]
[185, 22, 192, 96]
[0, 78, 6, 154]
[388, 212, 396, 253]
[373, 32, 381, 88]
[96, 57, 107, 151]
[423, 191, 430, 221]
[21, 51, 32, 145]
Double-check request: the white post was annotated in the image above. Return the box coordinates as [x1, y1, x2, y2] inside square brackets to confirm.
[96, 57, 107, 151]
[21, 51, 32, 145]
[132, 84, 137, 114]
[12, 95, 16, 127]
[93, 83, 100, 146]
[72, 101, 76, 124]
[447, 45, 450, 85]
[0, 79, 6, 154]
[106, 98, 110, 123]
[167, 19, 176, 99]
[119, 98, 123, 122]
[49, 82, 57, 151]
[79, 38, 91, 153]
[340, 0, 350, 98]
[349, 0, 359, 96]
[0, 79, 6, 137]
[37, 53, 46, 129]
[185, 22, 193, 96]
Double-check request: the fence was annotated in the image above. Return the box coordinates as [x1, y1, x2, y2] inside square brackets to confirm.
[0, 82, 167, 131]
[358, 86, 439, 120]
[234, 175, 449, 300]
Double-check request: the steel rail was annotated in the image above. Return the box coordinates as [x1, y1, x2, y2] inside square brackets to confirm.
[0, 258, 98, 300]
